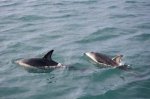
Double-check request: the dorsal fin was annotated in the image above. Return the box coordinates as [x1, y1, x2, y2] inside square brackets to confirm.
[43, 50, 54, 60]
[112, 55, 123, 65]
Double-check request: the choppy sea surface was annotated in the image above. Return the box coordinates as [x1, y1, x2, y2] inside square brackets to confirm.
[0, 0, 150, 99]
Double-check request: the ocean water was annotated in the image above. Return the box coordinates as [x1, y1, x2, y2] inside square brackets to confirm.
[0, 0, 150, 99]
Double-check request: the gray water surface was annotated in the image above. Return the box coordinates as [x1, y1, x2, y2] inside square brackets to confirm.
[0, 0, 150, 99]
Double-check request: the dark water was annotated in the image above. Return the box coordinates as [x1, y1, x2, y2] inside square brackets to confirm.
[0, 0, 150, 99]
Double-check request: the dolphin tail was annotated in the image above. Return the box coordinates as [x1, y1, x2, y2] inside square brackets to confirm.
[112, 55, 123, 66]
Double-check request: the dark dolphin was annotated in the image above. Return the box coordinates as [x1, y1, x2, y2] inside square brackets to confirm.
[84, 52, 123, 67]
[16, 50, 64, 69]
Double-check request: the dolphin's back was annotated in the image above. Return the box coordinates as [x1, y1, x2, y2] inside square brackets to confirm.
[22, 58, 58, 67]
[95, 53, 118, 66]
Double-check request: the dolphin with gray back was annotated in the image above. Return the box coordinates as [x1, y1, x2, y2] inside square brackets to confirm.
[16, 50, 64, 69]
[84, 52, 123, 67]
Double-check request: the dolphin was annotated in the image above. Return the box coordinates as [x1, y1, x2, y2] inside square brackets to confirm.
[84, 52, 123, 67]
[16, 50, 64, 69]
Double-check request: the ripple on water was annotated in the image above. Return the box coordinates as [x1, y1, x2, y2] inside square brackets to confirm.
[0, 0, 21, 8]
[125, 0, 137, 4]
[131, 33, 150, 41]
[76, 27, 123, 44]
[18, 15, 49, 21]
[136, 22, 150, 30]
[110, 14, 137, 19]
[0, 86, 28, 99]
